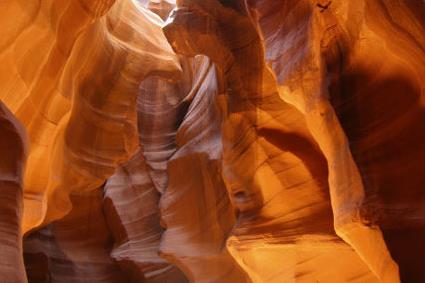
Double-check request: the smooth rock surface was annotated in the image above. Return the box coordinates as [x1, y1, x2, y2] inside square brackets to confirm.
[0, 0, 424, 282]
[0, 102, 28, 283]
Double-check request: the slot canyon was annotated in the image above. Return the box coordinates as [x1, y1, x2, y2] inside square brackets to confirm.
[0, 0, 424, 282]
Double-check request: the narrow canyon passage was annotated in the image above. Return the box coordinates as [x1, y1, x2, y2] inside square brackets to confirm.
[0, 0, 424, 282]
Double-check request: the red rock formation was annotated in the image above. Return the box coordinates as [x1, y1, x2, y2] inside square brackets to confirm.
[250, 1, 425, 282]
[104, 151, 188, 283]
[164, 0, 424, 282]
[0, 102, 28, 283]
[159, 55, 251, 283]
[0, 0, 180, 233]
[24, 188, 125, 283]
[102, 55, 192, 283]
[0, 0, 424, 282]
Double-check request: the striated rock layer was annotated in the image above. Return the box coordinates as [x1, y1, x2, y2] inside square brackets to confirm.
[0, 102, 28, 283]
[0, 0, 424, 282]
[0, 0, 180, 235]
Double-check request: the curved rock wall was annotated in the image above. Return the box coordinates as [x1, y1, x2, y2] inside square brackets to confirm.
[0, 102, 28, 283]
[0, 0, 424, 282]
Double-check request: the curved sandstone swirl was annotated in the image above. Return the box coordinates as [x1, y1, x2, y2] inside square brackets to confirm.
[0, 102, 28, 283]
[159, 55, 251, 283]
[249, 0, 425, 282]
[0, 0, 181, 232]
[102, 55, 194, 283]
[1, 0, 180, 281]
[104, 151, 187, 282]
[36, 0, 180, 230]
[105, 54, 249, 282]
[0, 0, 424, 282]
[162, 0, 425, 282]
[24, 188, 125, 283]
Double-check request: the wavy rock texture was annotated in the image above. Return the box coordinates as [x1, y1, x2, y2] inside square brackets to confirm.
[0, 0, 424, 282]
[102, 55, 194, 283]
[158, 55, 251, 283]
[0, 0, 180, 234]
[249, 1, 425, 282]
[164, 1, 374, 283]
[104, 152, 187, 283]
[24, 188, 125, 283]
[0, 102, 28, 283]
[164, 0, 424, 282]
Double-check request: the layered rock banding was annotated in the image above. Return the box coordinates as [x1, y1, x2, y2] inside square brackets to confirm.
[0, 0, 424, 282]
[0, 102, 28, 283]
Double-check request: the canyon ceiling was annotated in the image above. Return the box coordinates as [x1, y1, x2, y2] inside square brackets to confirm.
[0, 0, 424, 282]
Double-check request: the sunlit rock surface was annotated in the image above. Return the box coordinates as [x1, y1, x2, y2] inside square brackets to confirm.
[0, 0, 424, 282]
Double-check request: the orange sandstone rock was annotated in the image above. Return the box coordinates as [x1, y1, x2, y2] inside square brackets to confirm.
[0, 0, 424, 282]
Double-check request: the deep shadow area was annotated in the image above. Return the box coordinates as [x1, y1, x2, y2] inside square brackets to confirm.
[331, 65, 425, 282]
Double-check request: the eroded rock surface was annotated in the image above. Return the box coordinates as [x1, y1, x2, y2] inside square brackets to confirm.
[0, 0, 424, 282]
[0, 102, 28, 283]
